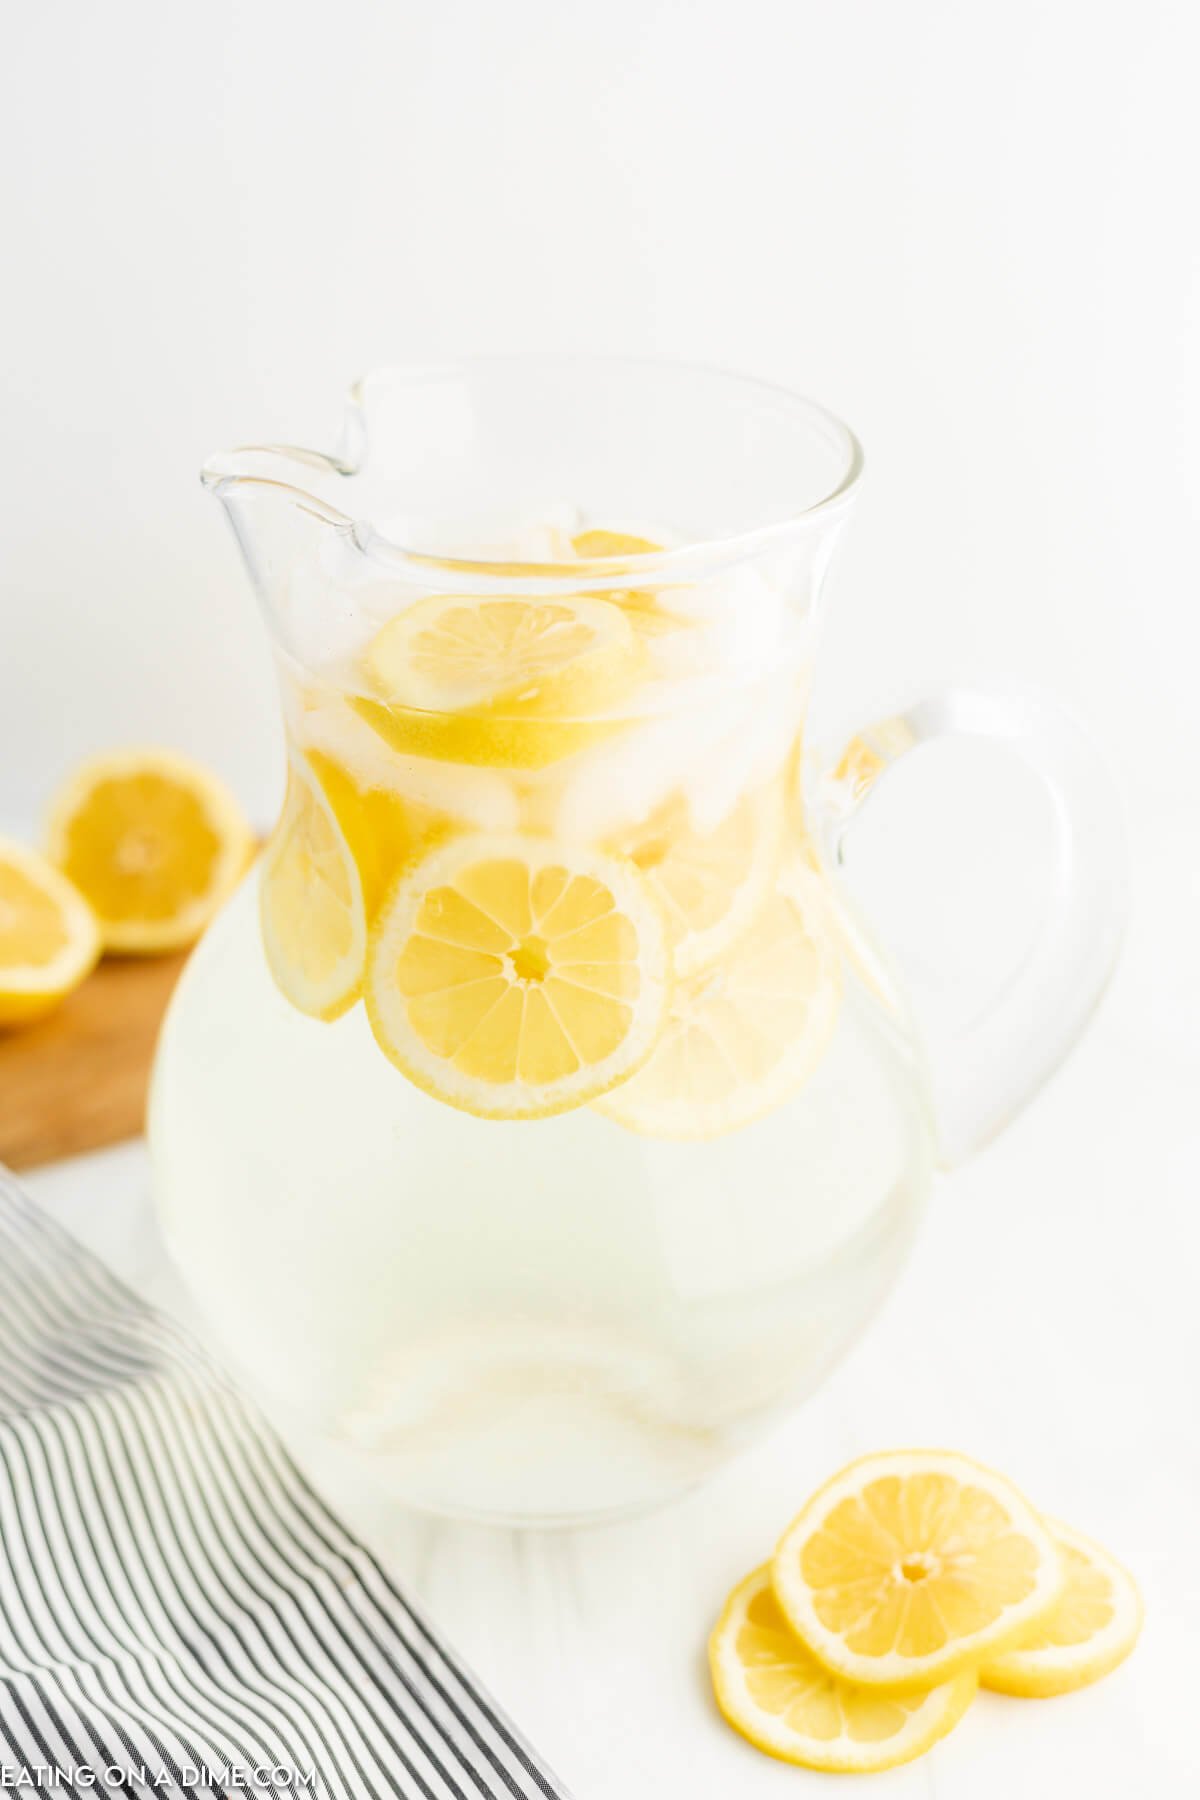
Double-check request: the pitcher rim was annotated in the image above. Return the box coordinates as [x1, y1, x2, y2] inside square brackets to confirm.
[201, 354, 864, 584]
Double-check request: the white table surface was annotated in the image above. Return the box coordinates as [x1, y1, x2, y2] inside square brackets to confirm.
[19, 820, 1199, 1799]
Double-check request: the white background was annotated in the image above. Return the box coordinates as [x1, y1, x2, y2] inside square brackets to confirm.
[1, 0, 1198, 825]
[3, 3, 1198, 1795]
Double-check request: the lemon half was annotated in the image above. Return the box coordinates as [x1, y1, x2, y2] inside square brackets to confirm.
[0, 838, 101, 1025]
[46, 748, 253, 954]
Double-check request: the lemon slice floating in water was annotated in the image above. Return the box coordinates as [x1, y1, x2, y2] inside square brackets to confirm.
[259, 754, 366, 1021]
[366, 833, 670, 1119]
[597, 884, 840, 1139]
[364, 592, 642, 717]
[623, 781, 785, 978]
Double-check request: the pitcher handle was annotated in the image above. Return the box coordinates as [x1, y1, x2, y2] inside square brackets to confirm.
[822, 687, 1128, 1166]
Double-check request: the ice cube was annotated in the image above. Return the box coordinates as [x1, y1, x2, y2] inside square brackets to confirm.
[682, 666, 808, 831]
[551, 690, 743, 841]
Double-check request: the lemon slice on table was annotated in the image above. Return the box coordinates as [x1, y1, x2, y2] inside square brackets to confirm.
[596, 885, 840, 1139]
[46, 748, 253, 953]
[366, 834, 670, 1119]
[260, 754, 366, 1021]
[980, 1518, 1142, 1697]
[0, 839, 101, 1025]
[771, 1450, 1065, 1691]
[622, 781, 785, 978]
[710, 1565, 976, 1774]
[363, 593, 642, 717]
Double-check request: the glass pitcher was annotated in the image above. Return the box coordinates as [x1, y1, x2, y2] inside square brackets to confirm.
[148, 358, 1125, 1526]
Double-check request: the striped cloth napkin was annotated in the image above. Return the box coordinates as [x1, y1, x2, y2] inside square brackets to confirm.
[0, 1168, 568, 1800]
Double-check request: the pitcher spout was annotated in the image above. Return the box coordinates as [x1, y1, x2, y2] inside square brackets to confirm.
[202, 358, 862, 687]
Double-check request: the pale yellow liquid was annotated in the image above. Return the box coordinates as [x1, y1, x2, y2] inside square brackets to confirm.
[150, 876, 930, 1524]
[151, 531, 935, 1523]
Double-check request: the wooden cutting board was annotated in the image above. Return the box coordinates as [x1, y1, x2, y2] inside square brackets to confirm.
[0, 952, 190, 1171]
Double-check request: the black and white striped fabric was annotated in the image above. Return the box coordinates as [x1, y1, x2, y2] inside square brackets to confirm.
[0, 1168, 568, 1800]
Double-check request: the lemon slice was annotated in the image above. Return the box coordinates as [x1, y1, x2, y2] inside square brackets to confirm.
[260, 754, 366, 1020]
[980, 1518, 1142, 1697]
[710, 1566, 976, 1774]
[572, 528, 664, 560]
[288, 687, 520, 832]
[349, 697, 630, 771]
[0, 838, 101, 1025]
[623, 782, 784, 977]
[366, 834, 670, 1119]
[363, 593, 641, 718]
[771, 1450, 1065, 1691]
[596, 885, 840, 1139]
[304, 748, 455, 920]
[46, 748, 254, 954]
[571, 527, 691, 636]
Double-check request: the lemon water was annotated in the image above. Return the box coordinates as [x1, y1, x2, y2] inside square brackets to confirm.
[150, 510, 937, 1521]
[150, 873, 930, 1524]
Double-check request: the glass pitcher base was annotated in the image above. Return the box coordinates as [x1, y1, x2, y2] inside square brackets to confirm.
[227, 1351, 733, 1529]
[155, 1277, 900, 1528]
